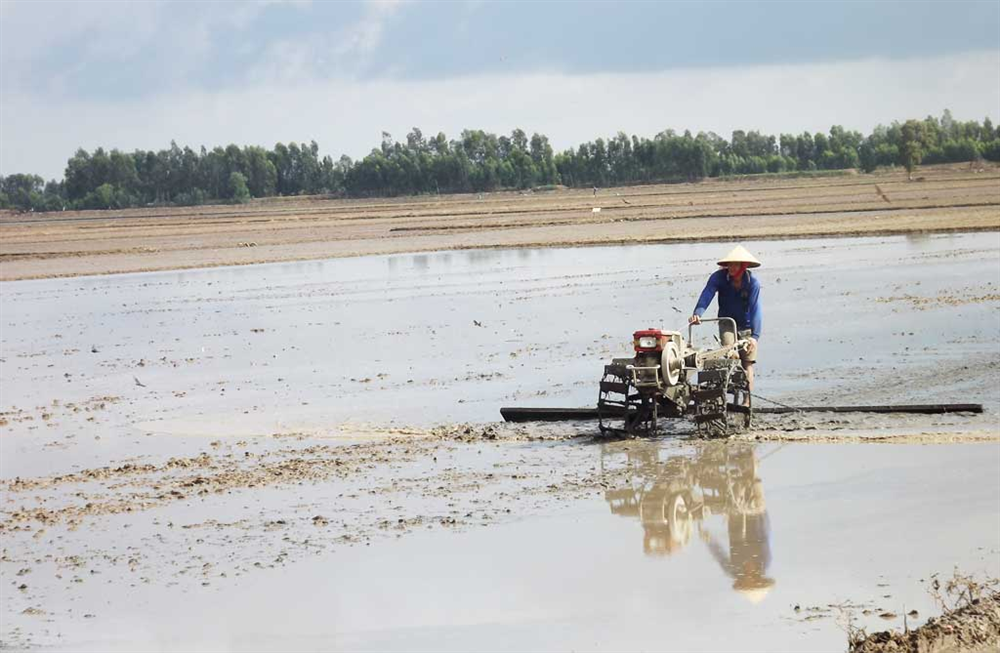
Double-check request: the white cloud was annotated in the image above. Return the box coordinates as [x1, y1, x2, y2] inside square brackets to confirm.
[247, 0, 404, 85]
[334, 0, 402, 57]
[3, 51, 998, 179]
[0, 1, 156, 95]
[0, 0, 288, 97]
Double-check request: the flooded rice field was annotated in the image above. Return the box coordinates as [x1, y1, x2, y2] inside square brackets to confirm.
[2, 233, 999, 651]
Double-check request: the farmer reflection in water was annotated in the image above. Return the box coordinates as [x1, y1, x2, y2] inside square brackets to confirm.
[603, 443, 774, 602]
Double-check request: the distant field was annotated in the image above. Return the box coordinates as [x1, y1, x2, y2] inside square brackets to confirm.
[1, 163, 997, 280]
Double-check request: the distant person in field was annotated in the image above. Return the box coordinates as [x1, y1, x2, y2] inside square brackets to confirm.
[688, 245, 762, 395]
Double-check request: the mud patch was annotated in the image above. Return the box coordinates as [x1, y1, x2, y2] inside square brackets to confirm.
[851, 593, 1000, 653]
[734, 429, 1000, 445]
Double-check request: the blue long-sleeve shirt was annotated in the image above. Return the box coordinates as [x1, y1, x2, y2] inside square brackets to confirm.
[693, 269, 762, 340]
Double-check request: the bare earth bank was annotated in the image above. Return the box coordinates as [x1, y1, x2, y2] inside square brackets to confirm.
[1, 164, 997, 280]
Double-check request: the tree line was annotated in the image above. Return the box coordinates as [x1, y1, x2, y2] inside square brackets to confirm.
[1, 110, 997, 212]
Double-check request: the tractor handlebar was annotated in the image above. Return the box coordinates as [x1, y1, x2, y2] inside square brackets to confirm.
[687, 317, 739, 348]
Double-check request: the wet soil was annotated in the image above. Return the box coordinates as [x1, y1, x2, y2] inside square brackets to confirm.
[1, 233, 999, 651]
[852, 593, 1000, 653]
[3, 435, 997, 652]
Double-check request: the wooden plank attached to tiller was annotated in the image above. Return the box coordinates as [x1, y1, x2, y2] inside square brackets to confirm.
[499, 404, 983, 423]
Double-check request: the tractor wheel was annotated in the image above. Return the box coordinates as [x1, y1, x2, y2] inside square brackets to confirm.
[624, 395, 658, 438]
[729, 380, 752, 432]
[693, 386, 729, 438]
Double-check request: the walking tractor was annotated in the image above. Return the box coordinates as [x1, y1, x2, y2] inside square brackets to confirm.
[500, 242, 983, 435]
[596, 318, 753, 438]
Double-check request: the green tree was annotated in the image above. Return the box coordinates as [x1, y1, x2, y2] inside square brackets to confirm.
[245, 146, 277, 197]
[795, 132, 815, 169]
[64, 149, 93, 200]
[80, 183, 125, 210]
[899, 119, 924, 179]
[228, 171, 250, 203]
[1, 173, 44, 210]
[981, 117, 994, 141]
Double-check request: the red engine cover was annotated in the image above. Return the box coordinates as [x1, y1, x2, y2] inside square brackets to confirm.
[633, 328, 665, 352]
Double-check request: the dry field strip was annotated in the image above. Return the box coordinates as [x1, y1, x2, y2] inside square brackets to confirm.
[1, 163, 997, 280]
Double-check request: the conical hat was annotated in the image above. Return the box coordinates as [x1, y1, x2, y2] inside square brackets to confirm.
[717, 245, 761, 268]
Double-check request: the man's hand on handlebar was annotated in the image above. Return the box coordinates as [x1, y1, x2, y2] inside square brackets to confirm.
[688, 315, 701, 325]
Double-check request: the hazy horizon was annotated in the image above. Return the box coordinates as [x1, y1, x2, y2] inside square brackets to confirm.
[2, 0, 998, 180]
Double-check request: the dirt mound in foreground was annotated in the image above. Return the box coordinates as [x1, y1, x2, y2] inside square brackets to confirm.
[852, 593, 1000, 653]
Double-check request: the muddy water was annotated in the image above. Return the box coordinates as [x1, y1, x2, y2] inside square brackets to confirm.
[2, 232, 998, 476]
[5, 439, 999, 652]
[2, 233, 999, 651]
[204, 444, 1000, 653]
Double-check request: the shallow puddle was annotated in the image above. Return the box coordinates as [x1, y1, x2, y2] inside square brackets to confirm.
[6, 439, 998, 652]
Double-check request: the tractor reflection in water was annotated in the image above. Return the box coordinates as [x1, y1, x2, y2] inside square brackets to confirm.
[604, 442, 775, 603]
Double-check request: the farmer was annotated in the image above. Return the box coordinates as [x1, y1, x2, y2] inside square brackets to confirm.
[688, 245, 762, 394]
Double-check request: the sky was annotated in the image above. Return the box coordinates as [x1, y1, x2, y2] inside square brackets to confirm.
[1, 0, 999, 180]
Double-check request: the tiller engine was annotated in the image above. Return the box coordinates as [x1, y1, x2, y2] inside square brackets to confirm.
[597, 318, 752, 438]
